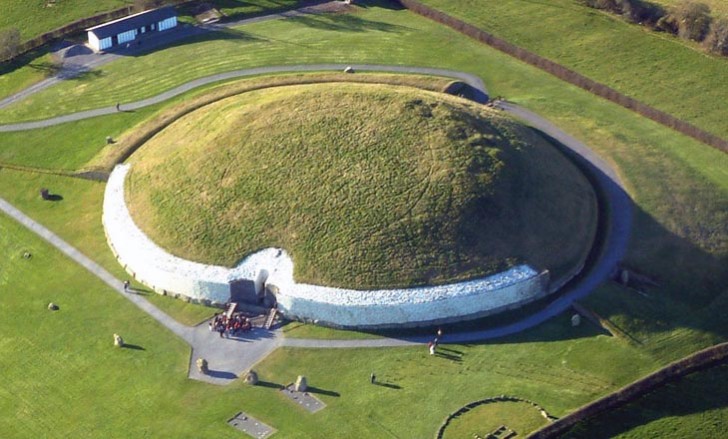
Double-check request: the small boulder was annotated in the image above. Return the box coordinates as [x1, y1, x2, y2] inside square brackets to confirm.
[47, 302, 59, 311]
[243, 370, 259, 385]
[344, 66, 354, 73]
[571, 314, 581, 327]
[294, 375, 308, 392]
[196, 358, 208, 374]
[113, 333, 124, 347]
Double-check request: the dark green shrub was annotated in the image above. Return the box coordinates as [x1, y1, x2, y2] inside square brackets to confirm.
[704, 18, 728, 55]
[673, 1, 712, 41]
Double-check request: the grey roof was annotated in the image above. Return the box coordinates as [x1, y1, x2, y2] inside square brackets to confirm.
[87, 6, 176, 39]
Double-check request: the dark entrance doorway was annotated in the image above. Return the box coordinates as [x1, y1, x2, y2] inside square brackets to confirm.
[229, 278, 257, 304]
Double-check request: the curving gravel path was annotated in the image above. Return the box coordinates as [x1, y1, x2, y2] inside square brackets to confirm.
[0, 64, 485, 132]
[0, 20, 630, 384]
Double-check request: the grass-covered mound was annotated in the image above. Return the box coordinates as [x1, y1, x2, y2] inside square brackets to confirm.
[126, 83, 597, 288]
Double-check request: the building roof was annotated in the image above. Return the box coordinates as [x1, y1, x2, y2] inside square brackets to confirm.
[87, 6, 176, 39]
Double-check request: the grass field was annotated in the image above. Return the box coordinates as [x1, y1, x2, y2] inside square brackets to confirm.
[418, 0, 728, 140]
[651, 0, 728, 18]
[0, 1, 725, 436]
[0, 215, 660, 436]
[126, 83, 596, 287]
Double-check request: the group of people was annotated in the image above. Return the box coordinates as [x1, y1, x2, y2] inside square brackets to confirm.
[209, 312, 253, 338]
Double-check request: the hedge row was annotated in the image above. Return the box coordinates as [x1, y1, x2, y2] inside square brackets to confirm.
[395, 0, 728, 154]
[525, 341, 728, 438]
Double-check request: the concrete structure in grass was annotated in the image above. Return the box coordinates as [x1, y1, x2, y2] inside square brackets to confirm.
[103, 164, 551, 329]
[87, 6, 177, 52]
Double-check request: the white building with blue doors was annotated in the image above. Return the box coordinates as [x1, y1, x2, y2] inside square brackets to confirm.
[87, 6, 177, 52]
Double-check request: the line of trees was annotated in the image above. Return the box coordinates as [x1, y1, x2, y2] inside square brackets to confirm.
[581, 0, 728, 56]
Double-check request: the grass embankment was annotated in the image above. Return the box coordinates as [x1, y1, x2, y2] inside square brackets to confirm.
[418, 0, 728, 140]
[126, 83, 596, 288]
[0, 216, 659, 437]
[561, 364, 728, 438]
[442, 400, 549, 438]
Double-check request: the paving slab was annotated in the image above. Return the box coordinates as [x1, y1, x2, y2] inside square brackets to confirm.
[281, 385, 326, 413]
[228, 411, 276, 438]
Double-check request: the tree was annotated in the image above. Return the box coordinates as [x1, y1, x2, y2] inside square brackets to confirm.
[672, 1, 712, 41]
[0, 28, 21, 61]
[704, 18, 728, 56]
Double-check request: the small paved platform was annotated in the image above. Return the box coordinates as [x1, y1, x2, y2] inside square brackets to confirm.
[281, 385, 326, 413]
[228, 411, 276, 438]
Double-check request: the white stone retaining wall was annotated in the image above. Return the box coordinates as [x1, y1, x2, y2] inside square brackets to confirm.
[103, 164, 550, 328]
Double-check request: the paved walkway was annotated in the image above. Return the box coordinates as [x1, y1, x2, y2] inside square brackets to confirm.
[0, 64, 485, 132]
[0, 6, 632, 385]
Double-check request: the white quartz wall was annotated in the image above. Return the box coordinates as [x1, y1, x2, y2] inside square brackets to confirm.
[104, 164, 550, 327]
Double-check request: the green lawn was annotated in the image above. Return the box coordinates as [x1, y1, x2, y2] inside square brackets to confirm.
[651, 0, 728, 18]
[0, 168, 216, 326]
[418, 0, 728, 140]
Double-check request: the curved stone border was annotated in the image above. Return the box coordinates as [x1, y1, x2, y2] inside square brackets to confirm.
[104, 162, 551, 328]
[435, 395, 557, 439]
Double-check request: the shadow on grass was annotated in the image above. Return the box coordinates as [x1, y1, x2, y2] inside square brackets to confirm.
[306, 386, 340, 397]
[256, 380, 285, 390]
[373, 381, 402, 390]
[561, 364, 728, 438]
[286, 13, 410, 33]
[122, 343, 145, 350]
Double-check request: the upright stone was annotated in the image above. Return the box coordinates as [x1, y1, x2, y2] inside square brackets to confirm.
[196, 358, 209, 374]
[243, 370, 259, 385]
[571, 314, 581, 327]
[294, 375, 308, 392]
[113, 333, 124, 347]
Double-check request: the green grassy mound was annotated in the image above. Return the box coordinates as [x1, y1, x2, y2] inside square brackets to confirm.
[126, 82, 597, 288]
[442, 400, 550, 438]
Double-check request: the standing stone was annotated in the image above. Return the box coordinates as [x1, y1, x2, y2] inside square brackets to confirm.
[196, 358, 209, 374]
[294, 375, 308, 392]
[620, 269, 630, 286]
[113, 333, 124, 347]
[243, 370, 259, 385]
[47, 302, 59, 311]
[571, 314, 581, 327]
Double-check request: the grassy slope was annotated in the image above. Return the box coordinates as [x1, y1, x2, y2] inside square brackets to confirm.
[418, 0, 728, 140]
[0, 210, 660, 437]
[562, 364, 728, 439]
[126, 83, 596, 287]
[0, 0, 131, 40]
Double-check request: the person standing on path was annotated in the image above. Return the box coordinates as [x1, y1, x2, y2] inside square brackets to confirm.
[116, 103, 120, 111]
[123, 280, 130, 292]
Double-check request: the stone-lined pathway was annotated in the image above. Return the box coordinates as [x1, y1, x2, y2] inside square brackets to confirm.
[0, 5, 632, 386]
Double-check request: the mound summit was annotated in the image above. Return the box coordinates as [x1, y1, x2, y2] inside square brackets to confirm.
[126, 83, 597, 289]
